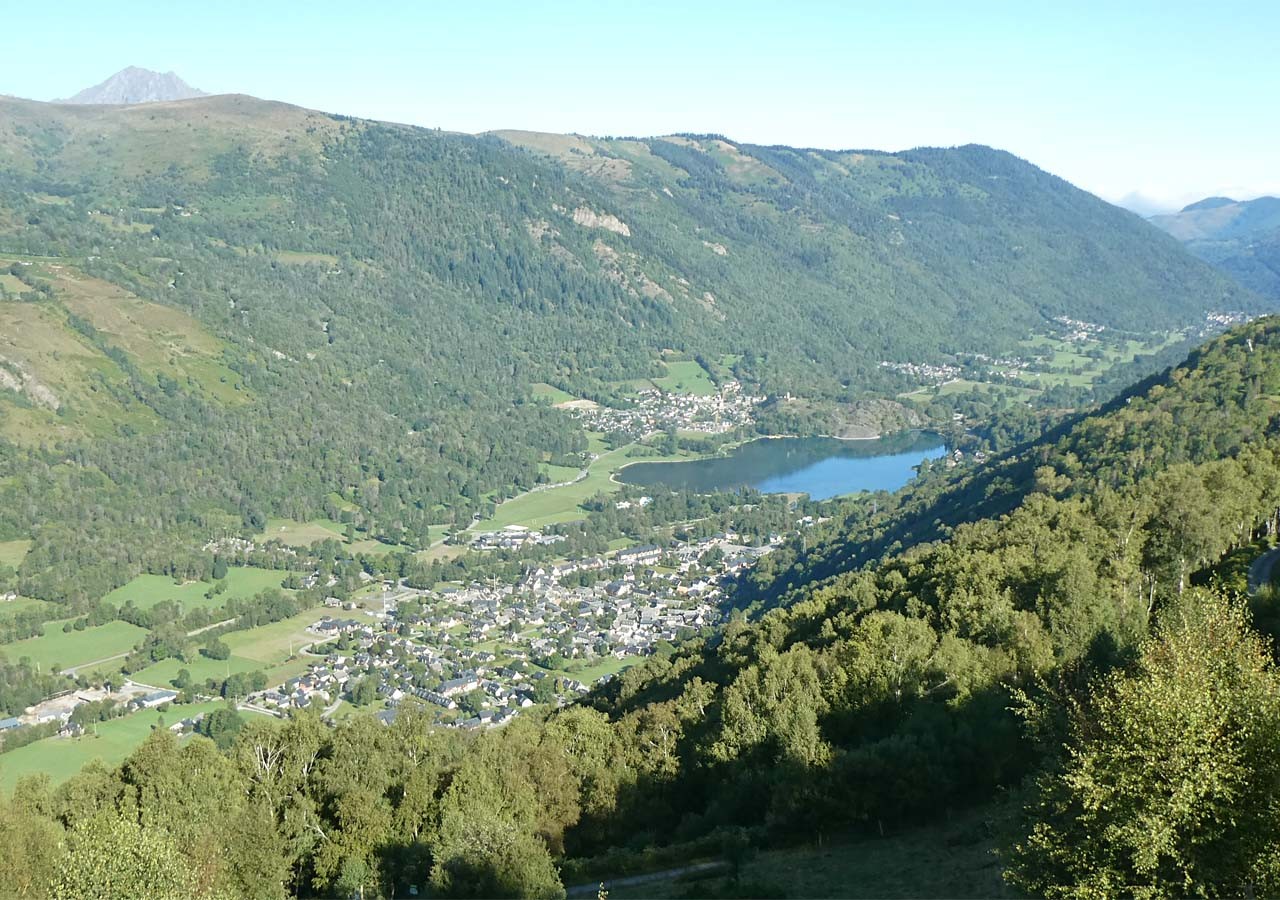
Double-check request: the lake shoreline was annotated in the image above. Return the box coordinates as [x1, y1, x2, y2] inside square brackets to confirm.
[610, 428, 940, 479]
[613, 431, 947, 499]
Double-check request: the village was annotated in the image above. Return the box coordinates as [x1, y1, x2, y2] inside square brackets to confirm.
[246, 530, 785, 728]
[571, 380, 764, 436]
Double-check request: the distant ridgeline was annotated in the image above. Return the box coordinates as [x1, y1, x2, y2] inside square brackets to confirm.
[0, 93, 1261, 601]
[1150, 195, 1280, 301]
[5, 316, 1280, 898]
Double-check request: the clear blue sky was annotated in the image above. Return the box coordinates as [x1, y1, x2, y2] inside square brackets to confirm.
[4, 0, 1277, 212]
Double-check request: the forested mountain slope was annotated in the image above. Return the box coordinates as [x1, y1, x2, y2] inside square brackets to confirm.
[5, 318, 1280, 899]
[1150, 195, 1280, 299]
[742, 315, 1280, 607]
[0, 93, 1261, 603]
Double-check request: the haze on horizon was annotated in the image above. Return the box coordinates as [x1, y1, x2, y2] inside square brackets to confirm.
[5, 0, 1277, 215]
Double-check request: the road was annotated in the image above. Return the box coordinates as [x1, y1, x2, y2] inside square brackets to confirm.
[60, 652, 130, 676]
[1249, 545, 1280, 594]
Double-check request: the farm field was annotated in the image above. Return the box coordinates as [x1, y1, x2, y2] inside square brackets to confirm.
[102, 566, 290, 611]
[898, 329, 1188, 405]
[0, 700, 233, 795]
[3, 620, 148, 672]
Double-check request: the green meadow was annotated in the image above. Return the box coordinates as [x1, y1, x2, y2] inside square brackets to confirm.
[472, 440, 689, 531]
[130, 607, 334, 689]
[257, 517, 401, 554]
[653, 359, 716, 395]
[102, 566, 290, 611]
[3, 620, 148, 672]
[0, 539, 31, 568]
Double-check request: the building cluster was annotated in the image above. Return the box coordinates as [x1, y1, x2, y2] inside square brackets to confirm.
[1203, 310, 1249, 331]
[878, 360, 963, 383]
[1052, 315, 1106, 342]
[1, 683, 180, 742]
[469, 524, 567, 551]
[251, 532, 783, 728]
[573, 381, 763, 436]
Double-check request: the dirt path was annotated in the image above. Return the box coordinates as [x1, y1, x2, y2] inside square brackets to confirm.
[566, 861, 728, 897]
[186, 617, 236, 637]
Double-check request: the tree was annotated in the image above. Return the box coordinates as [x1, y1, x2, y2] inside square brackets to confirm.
[430, 810, 564, 899]
[203, 637, 230, 661]
[51, 813, 197, 900]
[1005, 591, 1280, 898]
[349, 675, 378, 707]
[198, 706, 244, 750]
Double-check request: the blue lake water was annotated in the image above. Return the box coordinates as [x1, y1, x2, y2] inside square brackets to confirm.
[616, 432, 947, 500]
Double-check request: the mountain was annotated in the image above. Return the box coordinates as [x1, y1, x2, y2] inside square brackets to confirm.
[0, 92, 1261, 601]
[1181, 196, 1237, 212]
[1150, 195, 1280, 299]
[59, 66, 206, 105]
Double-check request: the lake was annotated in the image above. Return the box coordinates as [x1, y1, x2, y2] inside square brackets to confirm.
[616, 432, 947, 500]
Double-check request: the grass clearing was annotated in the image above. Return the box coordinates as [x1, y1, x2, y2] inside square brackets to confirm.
[259, 517, 345, 546]
[257, 517, 401, 554]
[0, 539, 31, 568]
[653, 359, 716, 395]
[539, 462, 582, 483]
[130, 653, 263, 689]
[3, 620, 148, 672]
[532, 382, 576, 404]
[0, 700, 231, 795]
[545, 655, 634, 684]
[102, 566, 290, 611]
[274, 250, 339, 266]
[0, 596, 50, 619]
